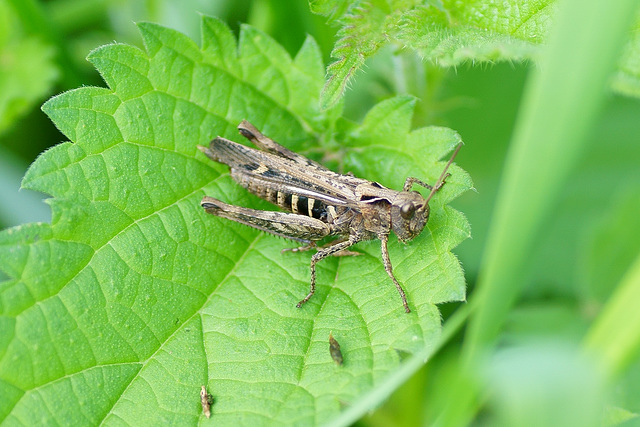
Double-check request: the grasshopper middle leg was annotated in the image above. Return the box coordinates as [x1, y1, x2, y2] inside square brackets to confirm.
[296, 235, 361, 308]
[379, 233, 411, 313]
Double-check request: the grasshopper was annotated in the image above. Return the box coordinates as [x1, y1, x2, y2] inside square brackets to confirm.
[198, 121, 461, 313]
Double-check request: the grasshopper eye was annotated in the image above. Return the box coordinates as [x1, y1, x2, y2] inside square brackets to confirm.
[400, 204, 415, 219]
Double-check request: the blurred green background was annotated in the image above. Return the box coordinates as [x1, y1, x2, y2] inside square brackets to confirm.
[2, 0, 639, 425]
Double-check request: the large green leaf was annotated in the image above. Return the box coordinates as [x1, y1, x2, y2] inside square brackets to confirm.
[0, 17, 470, 425]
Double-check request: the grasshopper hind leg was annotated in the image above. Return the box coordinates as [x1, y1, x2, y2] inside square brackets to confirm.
[201, 196, 331, 241]
[282, 238, 362, 256]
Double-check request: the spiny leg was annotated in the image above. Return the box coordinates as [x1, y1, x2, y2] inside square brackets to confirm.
[281, 241, 317, 254]
[403, 177, 434, 192]
[297, 236, 360, 308]
[283, 238, 362, 256]
[321, 237, 362, 257]
[379, 234, 411, 313]
[403, 176, 449, 192]
[330, 248, 361, 257]
[201, 196, 330, 241]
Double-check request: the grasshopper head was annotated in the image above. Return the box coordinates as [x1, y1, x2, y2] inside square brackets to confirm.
[391, 192, 429, 243]
[391, 141, 463, 242]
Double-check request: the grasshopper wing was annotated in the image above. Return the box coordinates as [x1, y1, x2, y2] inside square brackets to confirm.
[199, 136, 367, 208]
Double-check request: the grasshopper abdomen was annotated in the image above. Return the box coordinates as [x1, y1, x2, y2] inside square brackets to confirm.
[231, 169, 329, 221]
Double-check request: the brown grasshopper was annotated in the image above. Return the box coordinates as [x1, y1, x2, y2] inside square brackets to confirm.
[198, 121, 461, 313]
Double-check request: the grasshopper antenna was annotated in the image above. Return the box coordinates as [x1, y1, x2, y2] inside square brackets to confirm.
[425, 142, 463, 205]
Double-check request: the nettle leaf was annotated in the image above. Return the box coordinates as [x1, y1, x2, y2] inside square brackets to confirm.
[319, 0, 425, 109]
[315, 0, 552, 108]
[316, 0, 640, 107]
[398, 2, 550, 65]
[309, 0, 352, 22]
[341, 96, 472, 310]
[0, 17, 471, 426]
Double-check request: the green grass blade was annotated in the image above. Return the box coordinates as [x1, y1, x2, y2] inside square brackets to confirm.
[433, 0, 640, 424]
[463, 0, 640, 363]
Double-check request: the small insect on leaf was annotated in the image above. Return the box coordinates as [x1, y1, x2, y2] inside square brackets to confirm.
[200, 385, 213, 418]
[199, 121, 462, 313]
[329, 332, 344, 366]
